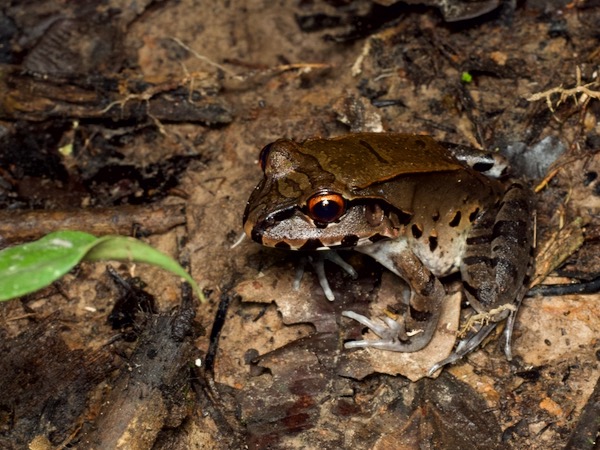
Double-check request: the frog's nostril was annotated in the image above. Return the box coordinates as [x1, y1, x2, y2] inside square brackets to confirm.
[251, 227, 263, 244]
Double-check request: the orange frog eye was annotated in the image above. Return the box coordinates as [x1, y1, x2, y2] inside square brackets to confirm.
[307, 192, 346, 223]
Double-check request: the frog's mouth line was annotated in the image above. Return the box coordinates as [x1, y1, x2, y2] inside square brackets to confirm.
[248, 200, 407, 251]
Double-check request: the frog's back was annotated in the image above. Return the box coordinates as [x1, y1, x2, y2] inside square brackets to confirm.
[301, 133, 463, 189]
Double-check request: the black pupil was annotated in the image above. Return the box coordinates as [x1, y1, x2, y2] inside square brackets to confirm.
[313, 198, 342, 222]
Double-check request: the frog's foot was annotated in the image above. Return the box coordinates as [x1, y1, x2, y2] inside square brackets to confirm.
[342, 310, 433, 353]
[427, 322, 498, 376]
[427, 305, 518, 376]
[293, 252, 358, 301]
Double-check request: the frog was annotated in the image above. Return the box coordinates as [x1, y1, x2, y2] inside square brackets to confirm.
[243, 132, 534, 372]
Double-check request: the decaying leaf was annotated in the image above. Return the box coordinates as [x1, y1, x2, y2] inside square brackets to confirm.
[237, 261, 461, 381]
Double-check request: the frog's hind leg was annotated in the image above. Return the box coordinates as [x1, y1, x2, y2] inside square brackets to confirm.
[344, 240, 446, 353]
[452, 181, 534, 364]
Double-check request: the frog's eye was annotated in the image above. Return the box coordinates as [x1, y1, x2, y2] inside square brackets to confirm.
[258, 143, 274, 171]
[307, 192, 346, 223]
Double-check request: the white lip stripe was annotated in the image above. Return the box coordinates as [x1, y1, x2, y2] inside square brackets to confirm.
[286, 236, 384, 251]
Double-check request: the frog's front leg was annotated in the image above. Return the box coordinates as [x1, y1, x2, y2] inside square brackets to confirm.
[343, 239, 445, 353]
[294, 251, 358, 301]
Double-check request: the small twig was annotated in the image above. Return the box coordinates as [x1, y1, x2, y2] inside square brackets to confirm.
[98, 78, 185, 114]
[172, 37, 331, 81]
[534, 167, 561, 193]
[170, 37, 245, 81]
[458, 304, 517, 338]
[527, 66, 600, 112]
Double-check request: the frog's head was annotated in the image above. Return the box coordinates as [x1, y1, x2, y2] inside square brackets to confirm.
[243, 138, 407, 251]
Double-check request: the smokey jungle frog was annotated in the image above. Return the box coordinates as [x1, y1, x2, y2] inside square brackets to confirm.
[243, 133, 534, 373]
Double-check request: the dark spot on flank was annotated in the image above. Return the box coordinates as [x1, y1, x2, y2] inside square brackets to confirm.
[473, 161, 495, 173]
[432, 212, 440, 222]
[300, 239, 324, 251]
[275, 241, 291, 250]
[467, 234, 494, 246]
[449, 211, 461, 227]
[369, 233, 387, 243]
[396, 210, 413, 225]
[469, 208, 480, 222]
[341, 235, 359, 247]
[411, 224, 423, 239]
[414, 139, 427, 149]
[428, 235, 438, 252]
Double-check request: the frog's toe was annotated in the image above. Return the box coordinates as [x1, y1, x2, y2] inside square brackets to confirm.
[342, 311, 432, 352]
[342, 311, 401, 341]
[323, 251, 358, 278]
[299, 251, 358, 301]
[310, 255, 335, 301]
[293, 254, 337, 300]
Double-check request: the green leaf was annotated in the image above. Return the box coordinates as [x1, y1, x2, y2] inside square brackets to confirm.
[0, 231, 96, 301]
[0, 231, 204, 302]
[84, 235, 204, 301]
